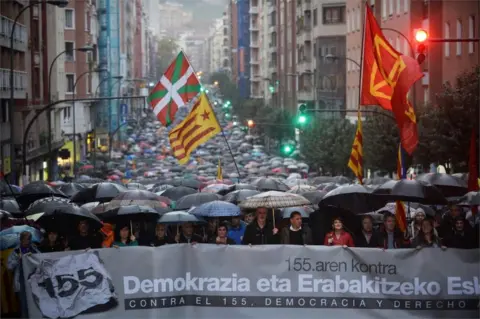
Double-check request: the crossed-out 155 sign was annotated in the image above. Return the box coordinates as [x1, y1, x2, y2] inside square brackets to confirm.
[120, 103, 128, 124]
[28, 253, 117, 319]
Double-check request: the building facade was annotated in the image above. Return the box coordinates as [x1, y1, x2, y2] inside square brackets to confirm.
[345, 0, 479, 121]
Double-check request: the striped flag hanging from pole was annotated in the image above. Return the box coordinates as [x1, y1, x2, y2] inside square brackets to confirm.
[348, 111, 363, 184]
[395, 144, 407, 233]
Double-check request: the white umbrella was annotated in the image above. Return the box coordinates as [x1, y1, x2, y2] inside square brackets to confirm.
[239, 191, 311, 209]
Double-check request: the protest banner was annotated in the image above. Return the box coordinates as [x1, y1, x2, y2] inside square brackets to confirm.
[22, 245, 479, 319]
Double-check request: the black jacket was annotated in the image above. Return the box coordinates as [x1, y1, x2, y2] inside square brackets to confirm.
[209, 237, 236, 245]
[280, 226, 313, 245]
[443, 231, 476, 249]
[355, 231, 382, 248]
[242, 220, 279, 245]
[177, 233, 204, 244]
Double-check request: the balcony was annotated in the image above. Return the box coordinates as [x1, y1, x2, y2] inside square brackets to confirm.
[0, 68, 27, 99]
[250, 39, 259, 48]
[249, 6, 259, 15]
[0, 15, 28, 52]
[25, 137, 65, 164]
[249, 23, 259, 32]
[250, 59, 259, 65]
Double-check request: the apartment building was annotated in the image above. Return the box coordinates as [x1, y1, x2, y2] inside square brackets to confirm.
[61, 0, 99, 176]
[249, 0, 262, 99]
[346, 0, 479, 121]
[208, 17, 231, 75]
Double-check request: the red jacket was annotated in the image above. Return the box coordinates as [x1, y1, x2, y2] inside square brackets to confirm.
[324, 231, 355, 247]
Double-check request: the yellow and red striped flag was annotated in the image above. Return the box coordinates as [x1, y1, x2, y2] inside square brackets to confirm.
[168, 92, 221, 165]
[395, 144, 407, 233]
[348, 111, 363, 184]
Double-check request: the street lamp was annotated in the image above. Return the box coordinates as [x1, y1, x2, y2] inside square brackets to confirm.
[8, 0, 70, 183]
[324, 54, 361, 68]
[71, 68, 106, 177]
[46, 44, 93, 180]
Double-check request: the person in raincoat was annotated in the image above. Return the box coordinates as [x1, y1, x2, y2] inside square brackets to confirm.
[324, 217, 355, 247]
[7, 231, 40, 317]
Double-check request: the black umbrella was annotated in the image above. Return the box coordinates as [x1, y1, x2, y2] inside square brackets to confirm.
[374, 180, 447, 205]
[217, 183, 257, 196]
[108, 190, 170, 211]
[35, 204, 102, 231]
[317, 183, 339, 192]
[17, 181, 68, 209]
[70, 182, 127, 204]
[161, 186, 197, 201]
[301, 191, 327, 206]
[252, 177, 289, 191]
[0, 198, 21, 215]
[223, 190, 261, 205]
[57, 183, 87, 197]
[365, 177, 392, 185]
[175, 193, 222, 210]
[151, 184, 174, 193]
[0, 181, 20, 196]
[126, 183, 147, 190]
[310, 176, 335, 185]
[332, 176, 351, 185]
[25, 197, 72, 216]
[372, 180, 398, 195]
[98, 205, 163, 222]
[0, 209, 12, 220]
[172, 178, 205, 190]
[319, 184, 386, 214]
[416, 173, 468, 197]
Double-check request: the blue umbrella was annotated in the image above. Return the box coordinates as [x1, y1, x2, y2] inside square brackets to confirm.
[0, 225, 42, 250]
[190, 200, 241, 217]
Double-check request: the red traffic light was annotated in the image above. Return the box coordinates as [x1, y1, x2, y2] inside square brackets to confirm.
[247, 120, 255, 128]
[414, 29, 428, 43]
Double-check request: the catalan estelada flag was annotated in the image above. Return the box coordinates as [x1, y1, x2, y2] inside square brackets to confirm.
[395, 144, 407, 233]
[168, 92, 221, 165]
[360, 4, 423, 155]
[348, 111, 363, 184]
[217, 158, 223, 181]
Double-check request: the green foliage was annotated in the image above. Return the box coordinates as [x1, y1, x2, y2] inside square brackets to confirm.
[362, 108, 400, 173]
[300, 118, 356, 175]
[414, 67, 479, 171]
[155, 38, 179, 76]
[209, 72, 240, 105]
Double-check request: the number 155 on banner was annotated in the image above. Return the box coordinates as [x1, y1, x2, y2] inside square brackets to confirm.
[28, 252, 118, 319]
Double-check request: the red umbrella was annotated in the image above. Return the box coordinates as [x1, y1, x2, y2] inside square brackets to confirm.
[108, 175, 120, 181]
[79, 165, 94, 171]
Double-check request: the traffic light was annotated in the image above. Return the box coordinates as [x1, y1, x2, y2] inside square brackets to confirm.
[247, 119, 255, 128]
[296, 103, 310, 126]
[281, 142, 295, 157]
[224, 113, 231, 119]
[414, 29, 428, 64]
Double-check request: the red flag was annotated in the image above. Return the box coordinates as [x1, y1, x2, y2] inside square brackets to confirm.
[360, 4, 423, 154]
[395, 145, 407, 233]
[468, 128, 479, 215]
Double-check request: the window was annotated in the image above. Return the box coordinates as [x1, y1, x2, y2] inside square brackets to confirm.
[456, 19, 462, 55]
[65, 42, 75, 61]
[404, 0, 408, 13]
[346, 11, 350, 32]
[1, 100, 9, 123]
[423, 87, 429, 104]
[322, 6, 345, 25]
[389, 0, 393, 16]
[85, 11, 91, 31]
[313, 9, 318, 26]
[382, 0, 386, 19]
[63, 107, 71, 120]
[444, 22, 450, 57]
[66, 74, 75, 93]
[87, 51, 93, 63]
[87, 75, 91, 94]
[396, 0, 400, 15]
[351, 9, 355, 32]
[65, 9, 74, 29]
[468, 16, 475, 53]
[356, 8, 360, 30]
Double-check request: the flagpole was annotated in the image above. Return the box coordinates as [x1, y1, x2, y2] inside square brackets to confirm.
[204, 93, 242, 181]
[180, 51, 242, 182]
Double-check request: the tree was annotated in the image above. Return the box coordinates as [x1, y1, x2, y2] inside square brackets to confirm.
[155, 37, 179, 77]
[362, 108, 400, 173]
[300, 118, 355, 175]
[209, 72, 240, 105]
[414, 67, 479, 171]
